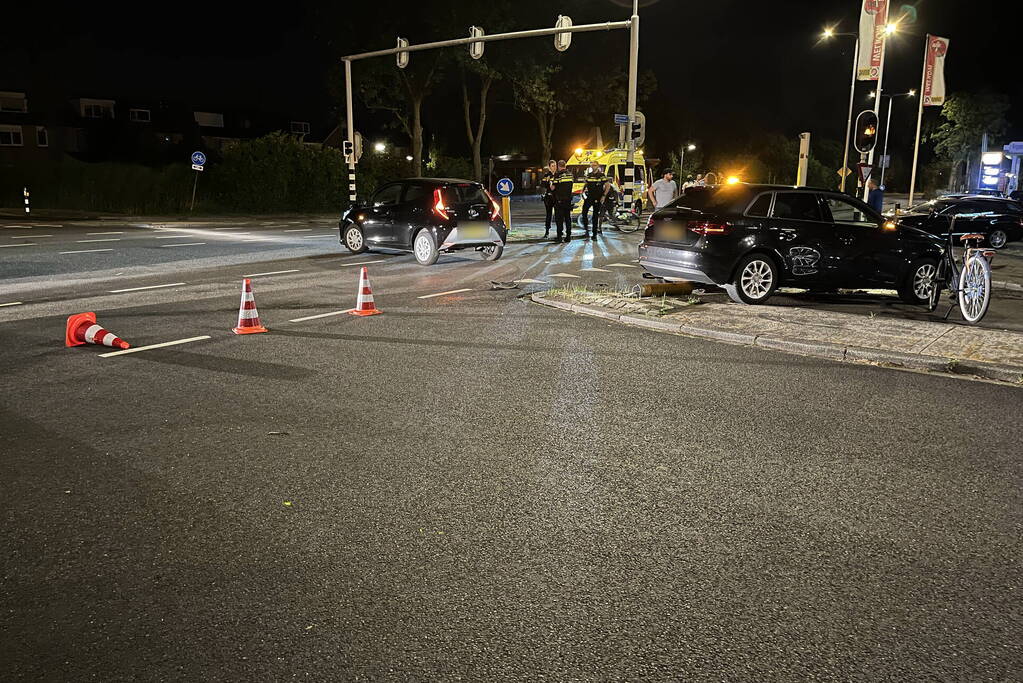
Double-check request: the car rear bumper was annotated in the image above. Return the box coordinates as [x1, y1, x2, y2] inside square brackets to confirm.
[439, 224, 506, 250]
[638, 241, 729, 285]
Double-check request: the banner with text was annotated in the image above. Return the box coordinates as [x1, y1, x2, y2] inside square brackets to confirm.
[857, 0, 889, 81]
[922, 34, 949, 107]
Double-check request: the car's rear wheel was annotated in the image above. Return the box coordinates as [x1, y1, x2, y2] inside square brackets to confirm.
[413, 229, 439, 266]
[342, 223, 368, 254]
[726, 253, 778, 305]
[480, 243, 504, 261]
[898, 257, 938, 305]
[988, 228, 1008, 249]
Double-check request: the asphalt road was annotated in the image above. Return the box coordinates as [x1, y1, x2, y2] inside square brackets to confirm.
[1, 215, 1021, 680]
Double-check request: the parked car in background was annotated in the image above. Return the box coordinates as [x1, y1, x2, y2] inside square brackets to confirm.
[339, 178, 507, 265]
[894, 195, 1023, 249]
[639, 184, 944, 305]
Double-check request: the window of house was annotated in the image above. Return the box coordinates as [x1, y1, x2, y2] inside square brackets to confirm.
[83, 104, 111, 119]
[129, 108, 151, 122]
[36, 127, 47, 147]
[290, 121, 311, 135]
[0, 125, 24, 146]
[0, 93, 27, 112]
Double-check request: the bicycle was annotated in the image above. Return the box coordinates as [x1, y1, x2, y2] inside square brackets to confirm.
[925, 213, 996, 325]
[599, 193, 644, 233]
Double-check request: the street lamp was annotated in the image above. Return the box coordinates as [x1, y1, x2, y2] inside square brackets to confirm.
[878, 90, 916, 189]
[821, 27, 858, 193]
[680, 143, 697, 174]
[374, 142, 386, 153]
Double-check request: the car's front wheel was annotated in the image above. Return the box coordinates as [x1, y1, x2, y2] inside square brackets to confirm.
[725, 253, 778, 305]
[988, 228, 1008, 249]
[413, 229, 439, 266]
[342, 223, 368, 254]
[898, 257, 938, 305]
[480, 243, 504, 261]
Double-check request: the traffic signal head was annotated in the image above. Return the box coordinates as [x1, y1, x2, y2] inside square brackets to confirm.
[854, 110, 879, 154]
[343, 140, 354, 158]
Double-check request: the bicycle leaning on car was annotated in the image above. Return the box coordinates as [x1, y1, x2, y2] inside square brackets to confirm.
[922, 212, 996, 325]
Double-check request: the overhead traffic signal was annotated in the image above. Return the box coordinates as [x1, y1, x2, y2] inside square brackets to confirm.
[854, 110, 879, 154]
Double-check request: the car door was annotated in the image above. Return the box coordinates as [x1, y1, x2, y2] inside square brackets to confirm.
[363, 183, 404, 245]
[391, 182, 430, 247]
[821, 193, 898, 287]
[769, 191, 842, 287]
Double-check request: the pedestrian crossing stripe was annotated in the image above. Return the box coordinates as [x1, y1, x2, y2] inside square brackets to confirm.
[604, 263, 637, 268]
[548, 273, 581, 278]
[579, 267, 610, 272]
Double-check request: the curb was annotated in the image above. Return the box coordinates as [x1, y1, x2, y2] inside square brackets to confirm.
[531, 293, 1023, 385]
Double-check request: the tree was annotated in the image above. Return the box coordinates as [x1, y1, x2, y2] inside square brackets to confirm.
[931, 90, 1010, 190]
[510, 64, 564, 164]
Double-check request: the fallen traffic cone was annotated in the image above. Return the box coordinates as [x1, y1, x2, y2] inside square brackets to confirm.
[348, 266, 382, 316]
[65, 312, 130, 350]
[233, 278, 268, 334]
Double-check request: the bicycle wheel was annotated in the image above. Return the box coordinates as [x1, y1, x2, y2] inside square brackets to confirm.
[616, 208, 643, 233]
[957, 254, 992, 324]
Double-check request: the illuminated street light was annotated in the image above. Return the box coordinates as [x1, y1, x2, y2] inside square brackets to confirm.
[374, 142, 386, 153]
[687, 144, 696, 151]
[821, 25, 859, 192]
[822, 27, 835, 39]
[405, 155, 413, 161]
[885, 23, 898, 35]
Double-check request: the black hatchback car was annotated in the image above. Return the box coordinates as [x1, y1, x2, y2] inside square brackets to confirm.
[893, 195, 1023, 249]
[639, 184, 944, 305]
[339, 178, 507, 265]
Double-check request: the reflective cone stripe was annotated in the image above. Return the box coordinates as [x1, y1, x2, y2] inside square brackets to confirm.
[233, 278, 268, 334]
[349, 267, 382, 316]
[65, 312, 130, 349]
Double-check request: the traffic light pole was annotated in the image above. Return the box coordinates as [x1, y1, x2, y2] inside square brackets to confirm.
[623, 1, 639, 213]
[339, 17, 633, 207]
[863, 35, 888, 201]
[840, 37, 859, 193]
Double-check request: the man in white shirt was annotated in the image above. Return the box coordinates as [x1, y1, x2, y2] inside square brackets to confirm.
[647, 170, 678, 210]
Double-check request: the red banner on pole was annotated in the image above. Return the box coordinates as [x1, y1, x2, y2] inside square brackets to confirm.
[922, 34, 949, 107]
[857, 0, 889, 81]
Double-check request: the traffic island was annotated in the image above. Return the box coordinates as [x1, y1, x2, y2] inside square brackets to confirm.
[532, 286, 1023, 385]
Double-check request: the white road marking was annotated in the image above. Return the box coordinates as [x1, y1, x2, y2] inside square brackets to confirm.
[579, 267, 610, 272]
[154, 234, 192, 239]
[222, 232, 252, 235]
[0, 301, 23, 307]
[109, 282, 186, 293]
[243, 269, 300, 277]
[301, 235, 332, 239]
[10, 234, 50, 238]
[340, 259, 386, 267]
[60, 248, 113, 254]
[160, 242, 205, 248]
[0, 243, 35, 248]
[513, 279, 546, 284]
[418, 288, 472, 299]
[87, 231, 123, 235]
[605, 263, 637, 268]
[77, 238, 121, 243]
[99, 335, 211, 358]
[31, 223, 64, 228]
[548, 272, 581, 278]
[289, 310, 352, 322]
[284, 228, 313, 232]
[214, 227, 245, 230]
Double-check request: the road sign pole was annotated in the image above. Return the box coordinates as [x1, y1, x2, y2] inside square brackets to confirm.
[623, 3, 639, 213]
[344, 59, 357, 206]
[190, 171, 199, 212]
[880, 96, 893, 188]
[840, 37, 859, 193]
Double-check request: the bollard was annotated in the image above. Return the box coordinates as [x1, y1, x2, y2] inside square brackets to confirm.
[638, 281, 694, 298]
[501, 195, 511, 232]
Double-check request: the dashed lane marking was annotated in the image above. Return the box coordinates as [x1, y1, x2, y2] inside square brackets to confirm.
[548, 273, 581, 278]
[243, 269, 301, 277]
[154, 234, 193, 239]
[99, 335, 212, 358]
[160, 242, 205, 248]
[289, 310, 352, 322]
[301, 235, 333, 239]
[87, 231, 124, 235]
[11, 234, 51, 238]
[340, 260, 385, 267]
[60, 248, 112, 254]
[0, 243, 35, 247]
[579, 267, 610, 272]
[605, 263, 637, 268]
[284, 228, 313, 232]
[0, 301, 23, 307]
[214, 227, 246, 230]
[77, 238, 121, 243]
[109, 282, 186, 293]
[418, 288, 473, 299]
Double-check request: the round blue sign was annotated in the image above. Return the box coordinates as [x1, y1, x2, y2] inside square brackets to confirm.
[496, 178, 514, 196]
[191, 151, 207, 166]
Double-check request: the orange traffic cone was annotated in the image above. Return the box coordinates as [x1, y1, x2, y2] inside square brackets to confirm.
[233, 278, 268, 334]
[348, 266, 382, 316]
[65, 312, 130, 350]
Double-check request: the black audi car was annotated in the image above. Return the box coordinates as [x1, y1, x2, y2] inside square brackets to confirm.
[339, 178, 507, 265]
[892, 195, 1023, 249]
[639, 184, 944, 305]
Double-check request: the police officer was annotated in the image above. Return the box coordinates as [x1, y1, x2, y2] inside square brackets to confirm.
[582, 160, 611, 240]
[539, 159, 558, 239]
[553, 160, 575, 243]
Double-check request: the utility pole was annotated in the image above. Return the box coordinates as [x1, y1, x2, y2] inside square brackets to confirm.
[623, 0, 640, 213]
[841, 37, 859, 193]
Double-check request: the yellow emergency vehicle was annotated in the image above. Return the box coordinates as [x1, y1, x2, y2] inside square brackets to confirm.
[566, 147, 652, 219]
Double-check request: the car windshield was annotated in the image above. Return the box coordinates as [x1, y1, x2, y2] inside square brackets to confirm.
[442, 183, 487, 205]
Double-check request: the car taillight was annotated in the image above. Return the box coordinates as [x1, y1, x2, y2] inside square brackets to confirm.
[687, 220, 730, 235]
[646, 214, 656, 229]
[484, 190, 501, 221]
[433, 188, 449, 220]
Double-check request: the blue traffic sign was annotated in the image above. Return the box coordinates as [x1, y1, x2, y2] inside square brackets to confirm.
[496, 178, 514, 197]
[191, 151, 207, 166]
[614, 113, 630, 125]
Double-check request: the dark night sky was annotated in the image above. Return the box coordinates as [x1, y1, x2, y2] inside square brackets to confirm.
[4, 1, 1021, 164]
